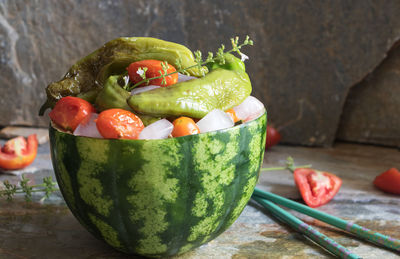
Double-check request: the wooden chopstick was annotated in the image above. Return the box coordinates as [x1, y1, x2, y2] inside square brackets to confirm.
[253, 187, 400, 253]
[252, 196, 361, 258]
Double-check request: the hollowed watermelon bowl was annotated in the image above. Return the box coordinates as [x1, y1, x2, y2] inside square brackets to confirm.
[49, 112, 267, 257]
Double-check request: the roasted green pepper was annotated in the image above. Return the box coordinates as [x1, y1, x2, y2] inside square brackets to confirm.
[206, 53, 246, 72]
[95, 75, 132, 112]
[39, 37, 207, 115]
[95, 75, 161, 126]
[128, 68, 252, 118]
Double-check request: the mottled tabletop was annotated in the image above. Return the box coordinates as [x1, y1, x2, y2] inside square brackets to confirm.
[0, 140, 399, 259]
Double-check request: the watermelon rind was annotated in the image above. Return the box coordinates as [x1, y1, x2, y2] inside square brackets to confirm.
[49, 112, 267, 257]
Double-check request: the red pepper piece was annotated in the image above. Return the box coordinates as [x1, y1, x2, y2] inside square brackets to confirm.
[373, 168, 400, 195]
[0, 134, 38, 170]
[294, 168, 342, 208]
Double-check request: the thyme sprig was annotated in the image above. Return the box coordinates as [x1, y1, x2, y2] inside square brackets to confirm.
[0, 175, 58, 202]
[261, 157, 312, 173]
[137, 67, 148, 80]
[127, 35, 254, 91]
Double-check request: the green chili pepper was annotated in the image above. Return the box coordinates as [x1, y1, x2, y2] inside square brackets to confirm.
[95, 75, 161, 126]
[127, 68, 251, 118]
[139, 115, 163, 126]
[206, 53, 246, 72]
[95, 75, 132, 112]
[39, 37, 207, 115]
[76, 89, 101, 103]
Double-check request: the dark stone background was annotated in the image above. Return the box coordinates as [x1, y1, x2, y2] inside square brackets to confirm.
[0, 0, 399, 147]
[337, 43, 400, 147]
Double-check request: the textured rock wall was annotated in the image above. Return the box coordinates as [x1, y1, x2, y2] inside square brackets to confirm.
[0, 0, 399, 146]
[337, 44, 400, 148]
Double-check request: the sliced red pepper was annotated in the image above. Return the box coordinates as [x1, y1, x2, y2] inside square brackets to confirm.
[0, 134, 38, 170]
[294, 168, 342, 208]
[373, 168, 400, 195]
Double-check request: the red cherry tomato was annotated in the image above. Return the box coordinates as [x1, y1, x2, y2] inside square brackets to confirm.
[96, 109, 144, 139]
[127, 59, 178, 87]
[0, 135, 38, 170]
[266, 126, 281, 148]
[294, 168, 342, 208]
[373, 168, 400, 195]
[49, 96, 95, 132]
[171, 117, 200, 137]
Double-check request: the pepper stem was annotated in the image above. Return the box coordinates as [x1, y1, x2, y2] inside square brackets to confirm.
[261, 165, 312, 172]
[261, 157, 312, 173]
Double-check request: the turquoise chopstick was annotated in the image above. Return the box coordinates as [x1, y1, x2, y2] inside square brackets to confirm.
[253, 187, 400, 253]
[252, 196, 360, 259]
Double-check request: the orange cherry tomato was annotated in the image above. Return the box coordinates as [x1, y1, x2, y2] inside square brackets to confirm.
[96, 109, 144, 139]
[127, 59, 178, 87]
[49, 96, 95, 132]
[171, 117, 200, 137]
[0, 135, 38, 170]
[226, 109, 239, 123]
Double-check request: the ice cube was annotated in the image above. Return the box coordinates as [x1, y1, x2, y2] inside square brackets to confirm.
[233, 96, 265, 122]
[73, 113, 103, 138]
[196, 109, 234, 133]
[131, 85, 160, 95]
[138, 119, 173, 140]
[178, 73, 196, 82]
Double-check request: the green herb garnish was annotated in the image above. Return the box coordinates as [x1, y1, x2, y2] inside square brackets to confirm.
[0, 174, 58, 202]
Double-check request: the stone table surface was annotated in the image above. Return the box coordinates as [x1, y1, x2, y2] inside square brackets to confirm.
[0, 141, 399, 259]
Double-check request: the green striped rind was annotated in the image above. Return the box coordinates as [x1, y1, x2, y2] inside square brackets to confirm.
[49, 112, 267, 257]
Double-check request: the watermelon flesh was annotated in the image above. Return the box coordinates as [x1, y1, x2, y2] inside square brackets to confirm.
[50, 112, 267, 257]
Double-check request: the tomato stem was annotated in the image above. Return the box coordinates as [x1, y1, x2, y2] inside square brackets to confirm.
[261, 164, 312, 172]
[261, 157, 312, 173]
